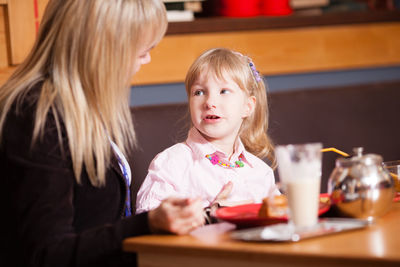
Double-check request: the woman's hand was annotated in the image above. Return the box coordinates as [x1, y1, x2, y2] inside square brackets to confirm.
[148, 197, 205, 235]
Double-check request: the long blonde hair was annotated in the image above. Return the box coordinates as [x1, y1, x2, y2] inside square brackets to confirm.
[185, 48, 275, 166]
[0, 0, 167, 186]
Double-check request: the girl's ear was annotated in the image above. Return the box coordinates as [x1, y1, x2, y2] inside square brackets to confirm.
[243, 95, 256, 118]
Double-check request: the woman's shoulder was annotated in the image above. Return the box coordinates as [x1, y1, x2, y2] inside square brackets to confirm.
[3, 82, 56, 129]
[3, 85, 39, 139]
[2, 82, 69, 163]
[5, 83, 37, 115]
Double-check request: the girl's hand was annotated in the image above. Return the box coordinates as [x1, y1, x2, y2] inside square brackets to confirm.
[203, 181, 234, 224]
[211, 181, 233, 208]
[148, 197, 205, 235]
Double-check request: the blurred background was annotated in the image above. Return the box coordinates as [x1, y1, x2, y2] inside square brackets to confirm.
[0, 0, 399, 106]
[131, 0, 400, 106]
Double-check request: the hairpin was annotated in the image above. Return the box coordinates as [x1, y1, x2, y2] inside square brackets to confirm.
[249, 61, 262, 82]
[232, 50, 262, 83]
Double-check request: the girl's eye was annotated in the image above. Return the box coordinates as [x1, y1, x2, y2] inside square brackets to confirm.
[220, 89, 230, 94]
[193, 90, 204, 96]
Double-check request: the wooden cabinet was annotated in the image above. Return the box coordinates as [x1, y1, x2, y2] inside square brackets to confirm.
[0, 0, 48, 67]
[134, 11, 400, 85]
[134, 21, 400, 85]
[0, 2, 8, 69]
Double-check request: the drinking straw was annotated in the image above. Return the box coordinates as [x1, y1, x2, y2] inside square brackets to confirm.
[321, 147, 350, 157]
[389, 172, 399, 180]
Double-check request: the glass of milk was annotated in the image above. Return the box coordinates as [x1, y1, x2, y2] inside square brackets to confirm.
[275, 143, 322, 230]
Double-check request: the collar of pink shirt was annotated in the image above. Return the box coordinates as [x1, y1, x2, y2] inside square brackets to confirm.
[185, 127, 253, 168]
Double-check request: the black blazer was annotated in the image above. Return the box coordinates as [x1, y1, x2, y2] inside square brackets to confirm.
[0, 87, 150, 267]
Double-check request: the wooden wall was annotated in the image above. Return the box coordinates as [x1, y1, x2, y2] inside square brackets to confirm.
[133, 22, 400, 85]
[0, 5, 8, 69]
[0, 0, 47, 66]
[0, 0, 48, 82]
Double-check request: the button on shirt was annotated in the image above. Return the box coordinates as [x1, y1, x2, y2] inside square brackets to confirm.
[135, 127, 276, 214]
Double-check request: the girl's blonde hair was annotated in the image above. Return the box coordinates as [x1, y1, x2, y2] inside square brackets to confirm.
[0, 0, 167, 186]
[185, 48, 275, 167]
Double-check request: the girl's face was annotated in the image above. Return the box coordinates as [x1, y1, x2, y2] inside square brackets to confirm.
[189, 68, 255, 152]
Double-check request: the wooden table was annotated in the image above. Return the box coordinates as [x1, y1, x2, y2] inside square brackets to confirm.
[123, 202, 400, 267]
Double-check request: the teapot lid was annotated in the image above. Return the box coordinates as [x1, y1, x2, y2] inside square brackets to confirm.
[336, 147, 383, 167]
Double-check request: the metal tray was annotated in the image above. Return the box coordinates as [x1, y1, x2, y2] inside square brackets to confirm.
[230, 218, 370, 242]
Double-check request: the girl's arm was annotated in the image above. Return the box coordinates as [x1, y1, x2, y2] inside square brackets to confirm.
[136, 151, 184, 214]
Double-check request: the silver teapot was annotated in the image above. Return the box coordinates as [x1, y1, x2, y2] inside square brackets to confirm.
[328, 147, 395, 221]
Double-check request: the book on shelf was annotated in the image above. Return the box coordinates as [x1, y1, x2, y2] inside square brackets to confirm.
[290, 0, 329, 15]
[290, 0, 330, 9]
[163, 0, 205, 22]
[166, 10, 195, 22]
[293, 7, 324, 15]
[322, 0, 369, 13]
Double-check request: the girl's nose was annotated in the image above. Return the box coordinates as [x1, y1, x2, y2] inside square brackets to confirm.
[206, 103, 216, 109]
[205, 96, 216, 109]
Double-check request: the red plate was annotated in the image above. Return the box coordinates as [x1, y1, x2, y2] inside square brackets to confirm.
[215, 194, 331, 228]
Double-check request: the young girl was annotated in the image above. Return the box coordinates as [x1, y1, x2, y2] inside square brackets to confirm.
[136, 48, 277, 216]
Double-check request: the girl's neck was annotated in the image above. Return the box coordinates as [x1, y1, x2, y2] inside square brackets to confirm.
[207, 137, 238, 160]
[195, 128, 239, 159]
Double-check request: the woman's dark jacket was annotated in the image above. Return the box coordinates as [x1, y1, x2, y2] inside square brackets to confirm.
[0, 87, 150, 267]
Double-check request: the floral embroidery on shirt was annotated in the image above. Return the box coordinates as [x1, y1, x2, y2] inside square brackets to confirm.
[210, 155, 219, 165]
[205, 153, 245, 168]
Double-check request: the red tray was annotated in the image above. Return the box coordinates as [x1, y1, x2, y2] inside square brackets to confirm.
[215, 194, 330, 228]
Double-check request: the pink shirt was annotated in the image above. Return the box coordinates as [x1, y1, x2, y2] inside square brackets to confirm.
[136, 127, 276, 214]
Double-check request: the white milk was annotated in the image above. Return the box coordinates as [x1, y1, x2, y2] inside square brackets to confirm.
[276, 144, 322, 229]
[278, 158, 322, 229]
[285, 177, 321, 228]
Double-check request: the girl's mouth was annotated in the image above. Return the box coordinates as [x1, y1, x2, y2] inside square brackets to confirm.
[205, 115, 220, 120]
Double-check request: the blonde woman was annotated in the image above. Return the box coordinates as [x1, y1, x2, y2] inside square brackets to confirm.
[136, 48, 278, 219]
[0, 1, 204, 266]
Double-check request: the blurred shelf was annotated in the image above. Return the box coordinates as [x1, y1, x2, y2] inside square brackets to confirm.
[166, 10, 400, 35]
[134, 17, 400, 85]
[2, 8, 400, 86]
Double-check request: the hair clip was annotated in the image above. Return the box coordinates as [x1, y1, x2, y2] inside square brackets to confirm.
[249, 61, 262, 82]
[232, 50, 262, 83]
